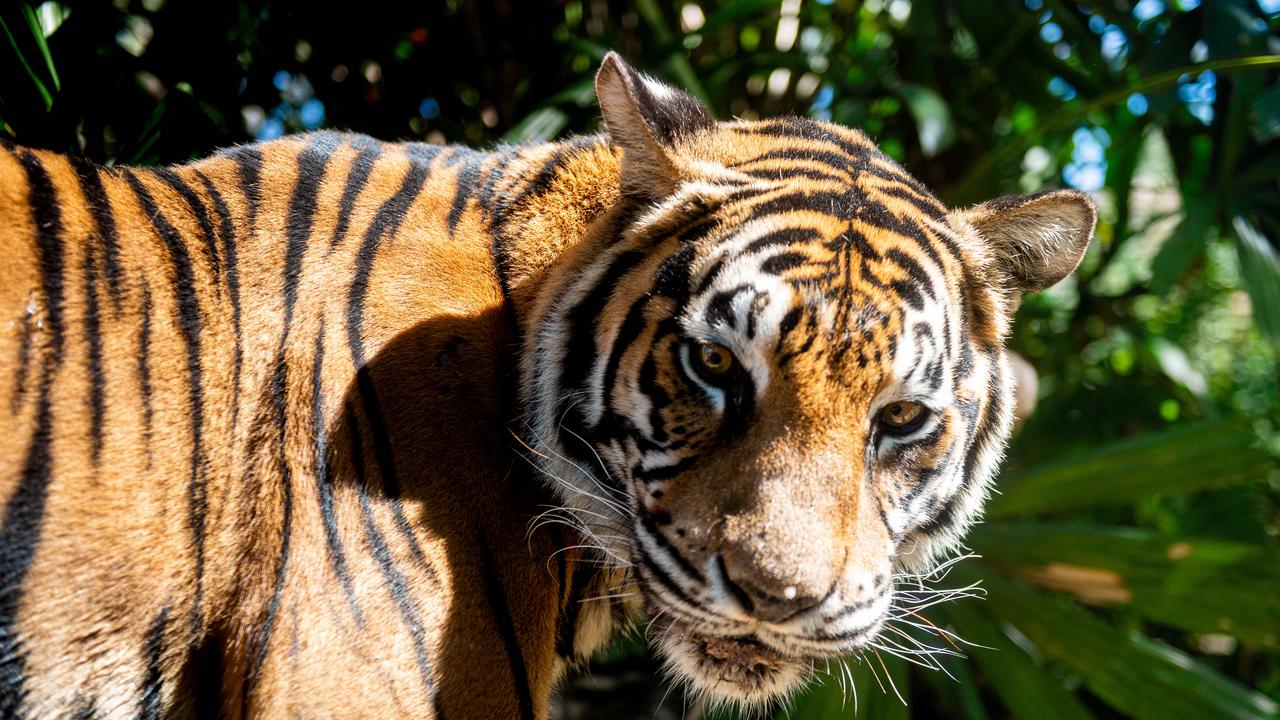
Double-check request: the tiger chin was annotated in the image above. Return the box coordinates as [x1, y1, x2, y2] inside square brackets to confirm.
[520, 54, 1095, 709]
[0, 51, 1094, 718]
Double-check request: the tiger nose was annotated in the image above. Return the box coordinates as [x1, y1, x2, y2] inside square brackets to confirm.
[713, 554, 829, 623]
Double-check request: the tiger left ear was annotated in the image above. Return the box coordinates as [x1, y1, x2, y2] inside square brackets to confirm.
[595, 52, 715, 199]
[958, 189, 1096, 295]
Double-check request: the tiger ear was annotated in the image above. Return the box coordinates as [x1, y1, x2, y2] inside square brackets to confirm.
[595, 51, 715, 200]
[959, 189, 1096, 295]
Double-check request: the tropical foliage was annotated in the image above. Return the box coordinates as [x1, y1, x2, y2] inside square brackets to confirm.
[2, 1, 1278, 718]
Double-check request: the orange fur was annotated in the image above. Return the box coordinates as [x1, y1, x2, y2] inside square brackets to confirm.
[0, 54, 1093, 718]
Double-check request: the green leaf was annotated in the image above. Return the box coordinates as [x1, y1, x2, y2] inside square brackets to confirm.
[1149, 196, 1215, 294]
[974, 570, 1280, 720]
[0, 9, 52, 110]
[988, 421, 1273, 519]
[948, 56, 1280, 204]
[20, 2, 59, 91]
[1147, 336, 1209, 398]
[917, 653, 994, 720]
[898, 84, 955, 157]
[939, 600, 1094, 720]
[542, 76, 597, 108]
[502, 106, 569, 144]
[1235, 150, 1280, 189]
[1252, 85, 1280, 142]
[697, 0, 776, 36]
[1234, 216, 1280, 353]
[970, 524, 1280, 647]
[32, 1, 69, 39]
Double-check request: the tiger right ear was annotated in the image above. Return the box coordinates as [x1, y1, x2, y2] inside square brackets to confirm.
[959, 189, 1096, 295]
[595, 52, 715, 199]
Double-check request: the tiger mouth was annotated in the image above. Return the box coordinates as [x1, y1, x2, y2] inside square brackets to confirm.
[695, 633, 792, 680]
[653, 617, 813, 703]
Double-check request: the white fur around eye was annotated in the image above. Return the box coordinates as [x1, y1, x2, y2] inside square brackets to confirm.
[678, 342, 726, 414]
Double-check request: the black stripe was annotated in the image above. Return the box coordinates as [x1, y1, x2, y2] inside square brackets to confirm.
[632, 455, 698, 483]
[283, 139, 332, 329]
[242, 460, 291, 718]
[245, 138, 337, 709]
[475, 147, 517, 216]
[346, 407, 437, 702]
[311, 326, 363, 627]
[347, 156, 433, 371]
[17, 151, 66, 353]
[761, 251, 808, 276]
[745, 290, 771, 339]
[189, 632, 224, 720]
[123, 172, 208, 638]
[640, 514, 704, 584]
[555, 563, 596, 658]
[595, 247, 696, 445]
[151, 168, 222, 289]
[447, 151, 485, 235]
[9, 307, 33, 414]
[891, 279, 925, 311]
[637, 341, 672, 445]
[699, 227, 822, 296]
[138, 284, 155, 469]
[82, 244, 106, 467]
[736, 118, 941, 202]
[227, 146, 262, 234]
[0, 385, 53, 719]
[138, 606, 170, 720]
[745, 187, 959, 272]
[490, 137, 600, 306]
[918, 357, 1002, 538]
[478, 536, 535, 720]
[884, 248, 937, 301]
[351, 368, 432, 567]
[70, 158, 125, 313]
[729, 148, 856, 178]
[193, 171, 244, 431]
[741, 166, 847, 184]
[553, 248, 644, 467]
[346, 156, 435, 568]
[716, 554, 754, 614]
[879, 184, 946, 221]
[501, 137, 598, 220]
[329, 138, 380, 250]
[705, 284, 751, 328]
[1, 152, 66, 718]
[635, 544, 708, 617]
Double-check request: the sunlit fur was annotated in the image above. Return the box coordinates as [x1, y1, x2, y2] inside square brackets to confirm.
[0, 54, 1092, 718]
[519, 55, 1094, 707]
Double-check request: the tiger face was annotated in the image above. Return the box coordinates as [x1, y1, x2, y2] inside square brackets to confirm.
[522, 54, 1094, 706]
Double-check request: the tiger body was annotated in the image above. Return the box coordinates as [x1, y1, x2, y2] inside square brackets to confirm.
[1, 54, 1094, 717]
[1, 131, 632, 718]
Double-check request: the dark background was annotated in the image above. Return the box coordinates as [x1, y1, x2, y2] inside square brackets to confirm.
[3, 1, 1279, 718]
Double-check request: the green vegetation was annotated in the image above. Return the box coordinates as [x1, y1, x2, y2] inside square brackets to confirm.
[2, 1, 1278, 717]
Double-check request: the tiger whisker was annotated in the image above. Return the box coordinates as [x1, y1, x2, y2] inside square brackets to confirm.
[881, 624, 961, 659]
[515, 448, 630, 519]
[872, 648, 908, 706]
[576, 590, 637, 603]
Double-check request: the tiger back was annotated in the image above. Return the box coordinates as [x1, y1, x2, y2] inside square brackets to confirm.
[1, 53, 1094, 718]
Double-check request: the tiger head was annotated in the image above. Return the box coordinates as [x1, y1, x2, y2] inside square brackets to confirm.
[521, 53, 1094, 706]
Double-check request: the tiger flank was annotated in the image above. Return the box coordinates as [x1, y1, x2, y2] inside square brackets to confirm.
[0, 53, 1094, 718]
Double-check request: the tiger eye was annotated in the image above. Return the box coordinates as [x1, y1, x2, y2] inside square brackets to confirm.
[697, 343, 735, 375]
[878, 401, 923, 429]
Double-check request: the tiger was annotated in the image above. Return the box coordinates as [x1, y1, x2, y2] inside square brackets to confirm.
[0, 52, 1094, 718]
